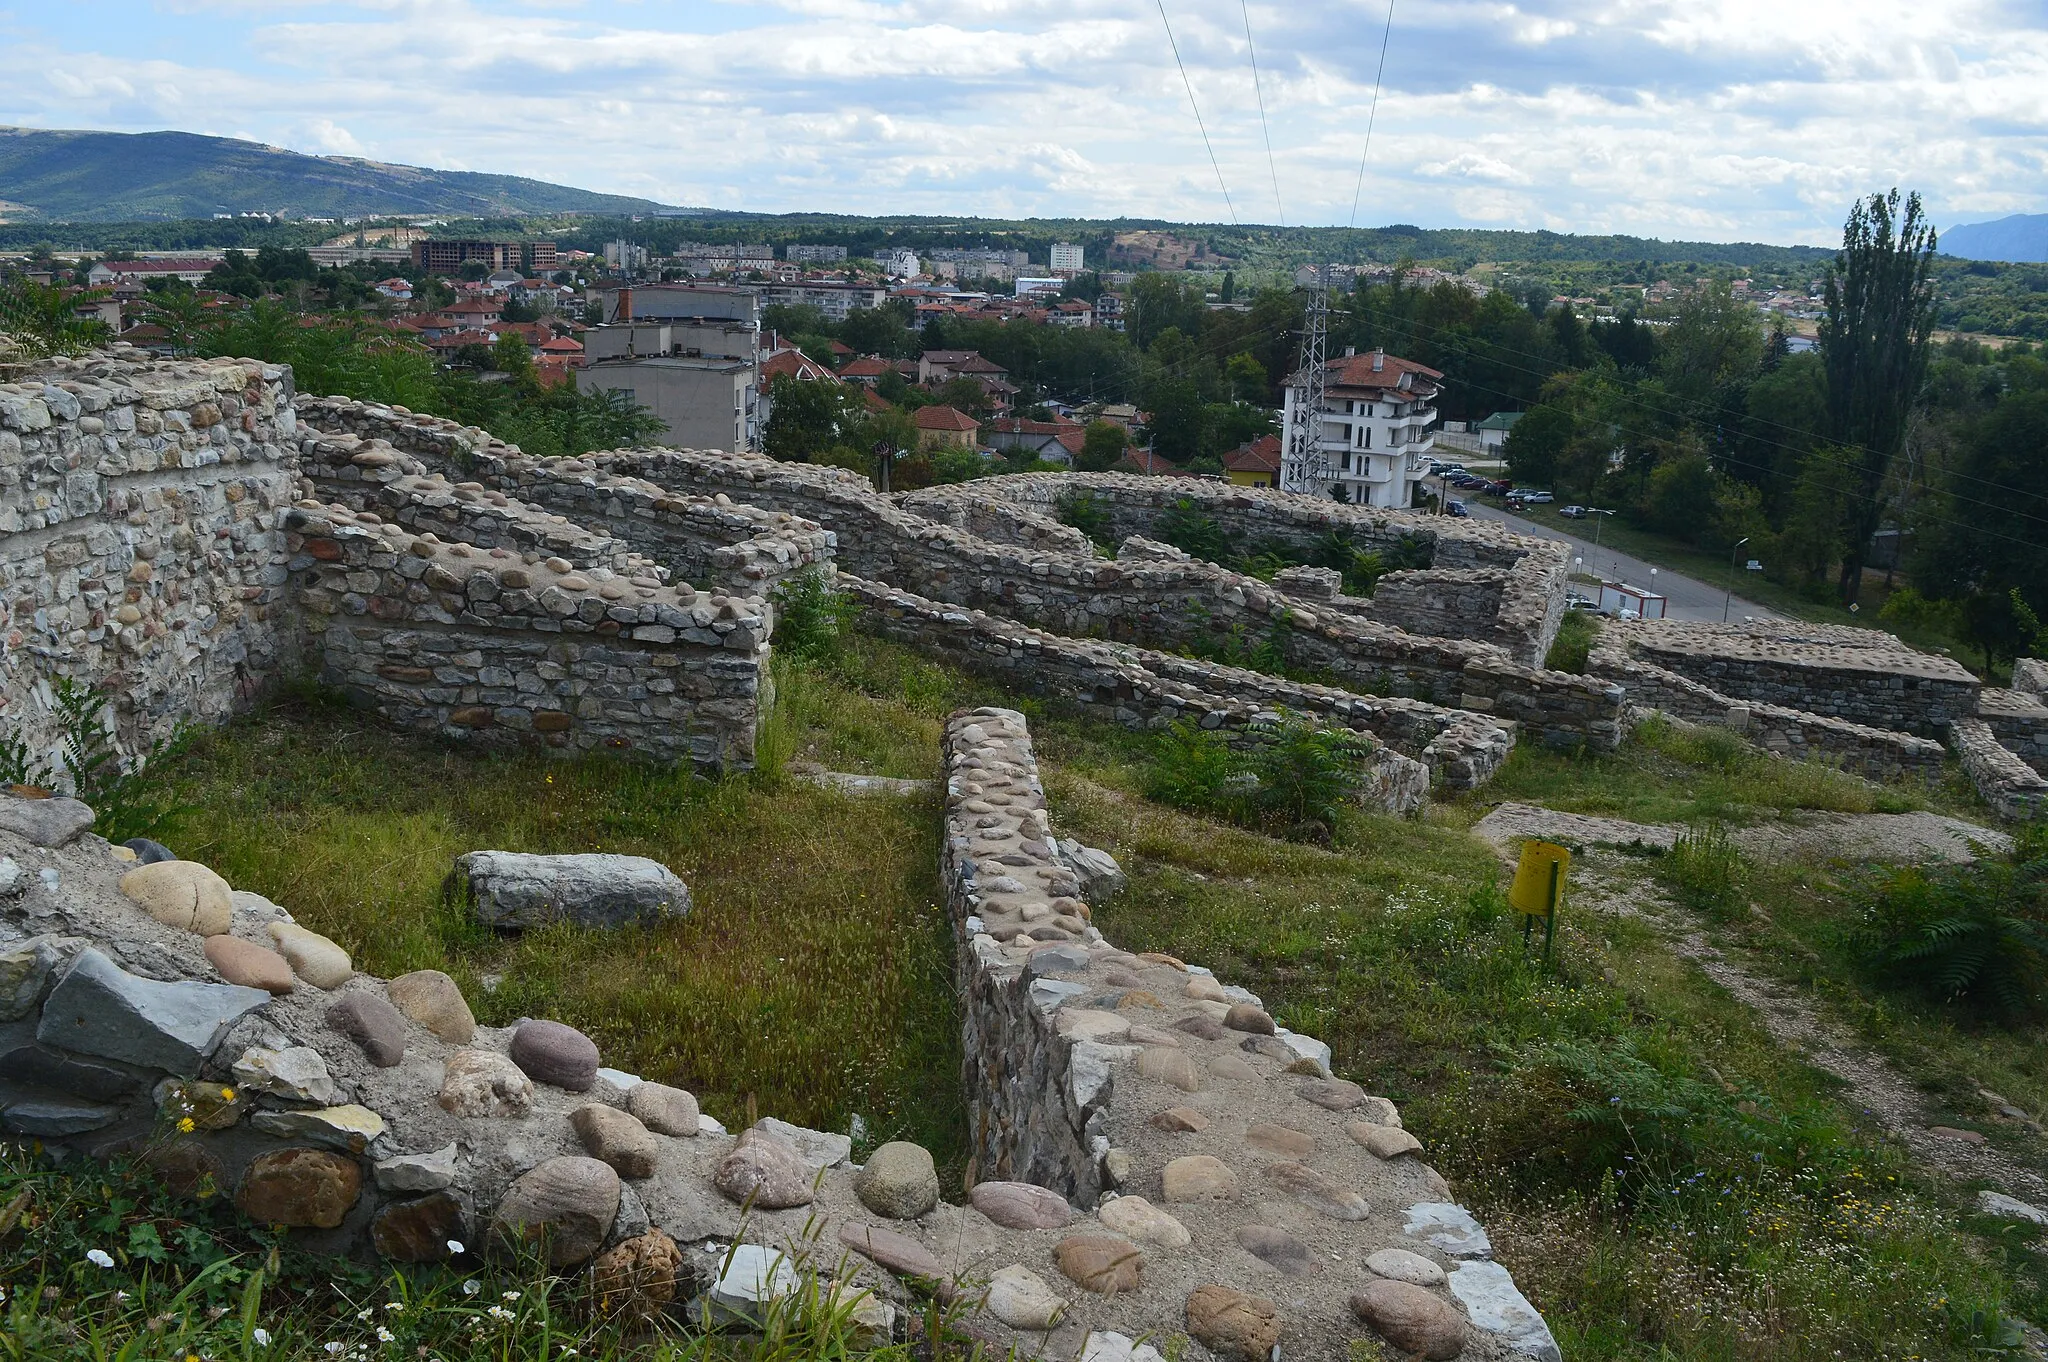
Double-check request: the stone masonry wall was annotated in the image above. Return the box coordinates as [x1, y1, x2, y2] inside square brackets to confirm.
[1587, 629, 1948, 783]
[0, 348, 300, 764]
[940, 472, 1573, 666]
[1619, 619, 1981, 739]
[897, 485, 1098, 558]
[1369, 569, 1511, 649]
[288, 503, 769, 770]
[849, 575, 1509, 794]
[942, 709, 1561, 1361]
[291, 406, 1616, 751]
[1981, 688, 2048, 779]
[1949, 717, 2048, 821]
[295, 397, 832, 599]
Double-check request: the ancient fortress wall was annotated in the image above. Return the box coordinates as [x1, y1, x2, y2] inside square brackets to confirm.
[920, 473, 1572, 669]
[1618, 618, 1981, 739]
[288, 504, 771, 770]
[0, 352, 301, 759]
[848, 576, 1510, 795]
[942, 709, 1560, 1360]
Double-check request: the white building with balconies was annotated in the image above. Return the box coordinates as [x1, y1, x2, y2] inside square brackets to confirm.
[1279, 347, 1442, 508]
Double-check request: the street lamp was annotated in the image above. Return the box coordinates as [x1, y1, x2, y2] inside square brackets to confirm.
[1723, 536, 1750, 623]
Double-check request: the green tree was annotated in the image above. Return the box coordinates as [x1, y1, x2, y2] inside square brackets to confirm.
[491, 331, 534, 380]
[762, 372, 860, 462]
[1225, 351, 1269, 405]
[1658, 282, 1763, 405]
[1503, 404, 1573, 488]
[1820, 189, 1939, 603]
[1076, 421, 1128, 472]
[0, 276, 112, 357]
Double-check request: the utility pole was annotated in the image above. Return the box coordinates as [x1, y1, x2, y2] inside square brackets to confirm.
[1281, 262, 1333, 497]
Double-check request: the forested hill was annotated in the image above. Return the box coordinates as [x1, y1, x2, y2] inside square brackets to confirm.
[0, 127, 677, 223]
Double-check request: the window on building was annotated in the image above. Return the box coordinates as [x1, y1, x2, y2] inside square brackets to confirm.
[1360, 427, 1371, 448]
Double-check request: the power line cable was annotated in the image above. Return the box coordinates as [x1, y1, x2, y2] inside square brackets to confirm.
[1346, 0, 1396, 232]
[1155, 0, 1238, 225]
[1240, 0, 1284, 226]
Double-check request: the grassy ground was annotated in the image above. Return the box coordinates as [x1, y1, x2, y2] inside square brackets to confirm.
[155, 656, 966, 1170]
[1469, 711, 1987, 827]
[1053, 710, 2036, 1359]
[14, 632, 2039, 1360]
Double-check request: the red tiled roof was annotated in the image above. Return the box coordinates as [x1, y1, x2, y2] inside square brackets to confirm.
[914, 405, 979, 432]
[839, 356, 893, 379]
[1114, 449, 1180, 475]
[860, 388, 892, 413]
[1322, 349, 1443, 393]
[760, 347, 836, 385]
[1223, 434, 1282, 474]
[1056, 429, 1086, 456]
[539, 337, 583, 353]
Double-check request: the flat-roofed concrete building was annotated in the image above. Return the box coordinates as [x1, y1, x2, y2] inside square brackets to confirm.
[581, 321, 758, 453]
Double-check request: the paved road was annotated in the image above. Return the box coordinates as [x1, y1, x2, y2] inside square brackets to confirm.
[1445, 493, 1779, 623]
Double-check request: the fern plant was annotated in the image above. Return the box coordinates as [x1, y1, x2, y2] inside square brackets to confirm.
[41, 678, 193, 843]
[1859, 827, 2048, 1016]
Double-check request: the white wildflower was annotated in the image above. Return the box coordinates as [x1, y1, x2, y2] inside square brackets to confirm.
[462, 1280, 480, 1296]
[85, 1249, 115, 1269]
[376, 1327, 394, 1343]
[446, 1239, 465, 1256]
[252, 1328, 271, 1347]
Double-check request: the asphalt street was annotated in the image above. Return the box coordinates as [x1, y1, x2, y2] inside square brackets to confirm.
[1446, 494, 1780, 623]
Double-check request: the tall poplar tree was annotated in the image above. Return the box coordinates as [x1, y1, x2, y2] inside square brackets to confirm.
[1819, 189, 1938, 604]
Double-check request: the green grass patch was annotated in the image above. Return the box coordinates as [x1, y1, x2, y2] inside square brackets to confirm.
[1467, 714, 1951, 827]
[158, 655, 965, 1173]
[1545, 608, 1599, 674]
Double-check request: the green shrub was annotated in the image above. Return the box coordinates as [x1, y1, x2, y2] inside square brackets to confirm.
[1856, 826, 2048, 1016]
[1545, 609, 1599, 673]
[1657, 821, 1746, 918]
[1056, 488, 1114, 549]
[1154, 497, 1233, 562]
[1143, 720, 1241, 812]
[771, 569, 857, 663]
[1241, 713, 1378, 831]
[1143, 712, 1375, 838]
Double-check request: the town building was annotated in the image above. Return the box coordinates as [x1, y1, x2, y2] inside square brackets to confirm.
[1223, 434, 1282, 488]
[913, 405, 980, 451]
[1475, 410, 1523, 454]
[880, 248, 921, 277]
[1279, 347, 1442, 509]
[1050, 242, 1085, 274]
[86, 258, 219, 286]
[930, 247, 1030, 269]
[985, 416, 1084, 464]
[1092, 294, 1125, 331]
[786, 244, 849, 263]
[411, 240, 556, 276]
[759, 281, 889, 323]
[580, 322, 756, 453]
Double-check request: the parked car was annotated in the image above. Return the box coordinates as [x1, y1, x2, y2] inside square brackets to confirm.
[1486, 479, 1513, 495]
[1558, 504, 1587, 518]
[1453, 475, 1487, 490]
[1446, 500, 1470, 518]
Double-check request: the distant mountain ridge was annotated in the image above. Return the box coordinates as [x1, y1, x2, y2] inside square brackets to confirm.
[0, 127, 681, 224]
[1941, 214, 2048, 264]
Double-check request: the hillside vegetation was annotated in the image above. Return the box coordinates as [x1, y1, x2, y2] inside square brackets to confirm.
[0, 127, 677, 223]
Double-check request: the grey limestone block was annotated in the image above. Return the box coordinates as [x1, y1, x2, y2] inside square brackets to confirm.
[451, 851, 691, 930]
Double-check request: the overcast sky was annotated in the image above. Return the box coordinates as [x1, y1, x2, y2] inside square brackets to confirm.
[2, 1, 2044, 245]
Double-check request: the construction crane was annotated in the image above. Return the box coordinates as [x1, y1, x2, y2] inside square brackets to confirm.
[1280, 261, 1332, 496]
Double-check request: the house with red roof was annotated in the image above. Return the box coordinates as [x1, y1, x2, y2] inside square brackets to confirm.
[912, 404, 979, 451]
[1113, 448, 1181, 476]
[1223, 433, 1282, 488]
[985, 415, 1084, 466]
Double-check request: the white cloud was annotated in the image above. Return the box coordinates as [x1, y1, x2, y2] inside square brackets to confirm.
[0, 0, 2042, 241]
